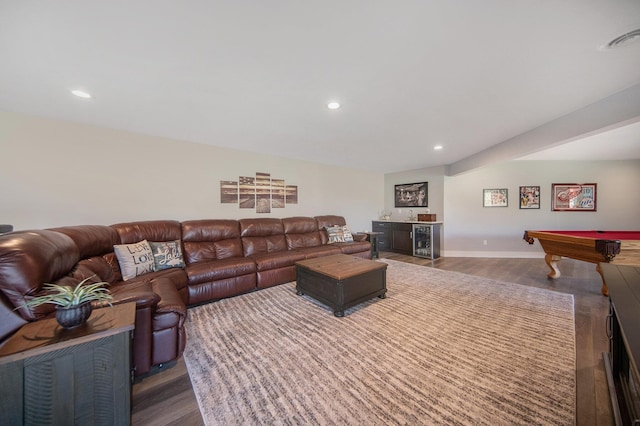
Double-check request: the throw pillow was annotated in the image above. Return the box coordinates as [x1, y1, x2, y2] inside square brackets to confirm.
[113, 240, 156, 281]
[342, 225, 354, 242]
[149, 240, 185, 271]
[325, 225, 345, 244]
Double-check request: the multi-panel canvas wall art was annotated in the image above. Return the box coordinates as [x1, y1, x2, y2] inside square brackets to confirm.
[220, 172, 298, 213]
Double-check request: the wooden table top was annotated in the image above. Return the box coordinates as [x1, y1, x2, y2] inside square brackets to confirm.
[0, 302, 136, 364]
[296, 254, 387, 281]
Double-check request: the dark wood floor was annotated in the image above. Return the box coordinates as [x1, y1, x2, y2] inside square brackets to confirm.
[131, 253, 613, 425]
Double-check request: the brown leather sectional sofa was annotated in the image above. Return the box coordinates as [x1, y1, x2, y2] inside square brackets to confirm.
[0, 215, 369, 376]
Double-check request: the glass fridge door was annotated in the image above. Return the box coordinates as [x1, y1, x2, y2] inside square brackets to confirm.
[413, 224, 432, 258]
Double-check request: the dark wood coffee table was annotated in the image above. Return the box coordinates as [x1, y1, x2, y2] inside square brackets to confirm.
[295, 254, 387, 317]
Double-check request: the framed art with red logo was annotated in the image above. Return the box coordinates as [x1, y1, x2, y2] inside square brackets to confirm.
[551, 183, 597, 211]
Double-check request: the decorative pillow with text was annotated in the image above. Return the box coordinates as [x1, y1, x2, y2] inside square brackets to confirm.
[149, 240, 185, 271]
[113, 239, 156, 281]
[325, 225, 345, 244]
[342, 225, 354, 242]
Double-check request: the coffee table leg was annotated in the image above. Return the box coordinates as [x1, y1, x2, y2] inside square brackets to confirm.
[334, 310, 344, 317]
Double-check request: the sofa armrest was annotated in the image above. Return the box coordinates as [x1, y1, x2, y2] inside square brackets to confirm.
[111, 289, 160, 310]
[151, 278, 187, 328]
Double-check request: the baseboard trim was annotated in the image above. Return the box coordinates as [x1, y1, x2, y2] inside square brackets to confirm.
[442, 251, 545, 258]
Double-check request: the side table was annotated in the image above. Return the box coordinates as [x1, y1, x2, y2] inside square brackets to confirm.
[0, 302, 136, 425]
[358, 231, 384, 259]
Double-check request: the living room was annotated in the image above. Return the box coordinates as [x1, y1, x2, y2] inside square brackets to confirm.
[1, 2, 640, 425]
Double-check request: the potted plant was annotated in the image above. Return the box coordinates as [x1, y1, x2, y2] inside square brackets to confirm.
[21, 276, 113, 329]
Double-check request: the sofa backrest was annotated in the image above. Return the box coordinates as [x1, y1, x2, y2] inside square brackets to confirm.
[282, 217, 322, 249]
[181, 220, 243, 264]
[239, 218, 287, 256]
[111, 220, 182, 244]
[0, 230, 80, 321]
[52, 225, 123, 284]
[315, 215, 347, 244]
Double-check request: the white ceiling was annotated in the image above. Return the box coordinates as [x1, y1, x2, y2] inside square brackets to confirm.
[1, 1, 639, 174]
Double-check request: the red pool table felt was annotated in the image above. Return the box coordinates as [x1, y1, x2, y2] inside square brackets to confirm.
[538, 230, 640, 240]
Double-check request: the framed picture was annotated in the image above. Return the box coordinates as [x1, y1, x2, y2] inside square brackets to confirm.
[551, 183, 597, 211]
[395, 182, 428, 207]
[483, 188, 508, 207]
[519, 186, 540, 209]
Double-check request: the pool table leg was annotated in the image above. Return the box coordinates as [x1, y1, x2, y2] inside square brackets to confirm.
[544, 254, 562, 279]
[544, 253, 609, 297]
[595, 263, 609, 297]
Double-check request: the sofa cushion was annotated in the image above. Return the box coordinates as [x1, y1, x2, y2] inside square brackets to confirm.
[296, 245, 342, 259]
[239, 218, 284, 238]
[114, 240, 156, 281]
[249, 251, 305, 271]
[283, 217, 322, 249]
[108, 267, 189, 306]
[239, 218, 288, 256]
[149, 240, 185, 271]
[73, 256, 123, 284]
[185, 257, 256, 284]
[242, 235, 288, 256]
[334, 240, 372, 255]
[182, 220, 243, 264]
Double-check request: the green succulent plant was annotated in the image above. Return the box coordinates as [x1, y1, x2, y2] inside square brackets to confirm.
[21, 276, 113, 309]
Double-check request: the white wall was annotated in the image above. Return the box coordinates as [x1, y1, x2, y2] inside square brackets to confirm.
[381, 166, 446, 252]
[4, 109, 638, 259]
[0, 111, 383, 231]
[443, 160, 640, 257]
[383, 159, 639, 257]
[383, 166, 446, 221]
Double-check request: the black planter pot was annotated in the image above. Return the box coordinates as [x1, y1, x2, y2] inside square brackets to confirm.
[56, 302, 93, 329]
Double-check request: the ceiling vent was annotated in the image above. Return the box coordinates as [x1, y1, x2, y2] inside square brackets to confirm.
[604, 28, 640, 49]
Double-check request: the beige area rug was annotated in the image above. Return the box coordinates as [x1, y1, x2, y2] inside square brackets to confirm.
[183, 259, 576, 425]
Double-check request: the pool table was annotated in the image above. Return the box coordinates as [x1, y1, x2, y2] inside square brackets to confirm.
[523, 230, 640, 296]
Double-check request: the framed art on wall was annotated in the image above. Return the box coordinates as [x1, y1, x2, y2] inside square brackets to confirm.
[395, 182, 428, 207]
[551, 183, 597, 211]
[483, 188, 508, 207]
[519, 186, 540, 209]
[220, 171, 299, 212]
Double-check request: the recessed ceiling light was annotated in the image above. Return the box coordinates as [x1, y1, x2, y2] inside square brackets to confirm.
[71, 89, 92, 99]
[433, 145, 443, 150]
[327, 102, 340, 110]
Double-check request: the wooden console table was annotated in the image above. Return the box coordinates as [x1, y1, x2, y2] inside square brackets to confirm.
[357, 231, 384, 259]
[0, 302, 136, 425]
